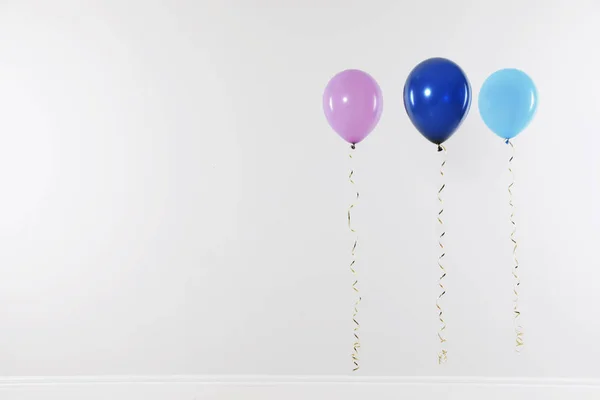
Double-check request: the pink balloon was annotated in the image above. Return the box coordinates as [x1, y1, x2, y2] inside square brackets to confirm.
[323, 69, 383, 145]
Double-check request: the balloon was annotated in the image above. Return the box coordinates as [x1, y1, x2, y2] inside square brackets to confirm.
[403, 58, 471, 145]
[478, 69, 538, 140]
[323, 69, 383, 145]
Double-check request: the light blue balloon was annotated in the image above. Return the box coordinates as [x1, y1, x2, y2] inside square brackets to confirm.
[478, 69, 538, 140]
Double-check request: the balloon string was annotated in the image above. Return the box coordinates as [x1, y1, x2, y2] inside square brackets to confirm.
[348, 144, 361, 372]
[437, 144, 448, 364]
[507, 139, 524, 352]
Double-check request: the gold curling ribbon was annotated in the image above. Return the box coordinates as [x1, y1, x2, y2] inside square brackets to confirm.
[437, 144, 448, 364]
[507, 139, 524, 352]
[348, 144, 361, 371]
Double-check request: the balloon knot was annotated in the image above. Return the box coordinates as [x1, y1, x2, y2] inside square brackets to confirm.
[351, 144, 356, 150]
[437, 145, 443, 152]
[505, 139, 510, 145]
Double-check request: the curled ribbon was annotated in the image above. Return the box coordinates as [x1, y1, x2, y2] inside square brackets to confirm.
[437, 144, 448, 364]
[507, 139, 524, 352]
[348, 144, 361, 371]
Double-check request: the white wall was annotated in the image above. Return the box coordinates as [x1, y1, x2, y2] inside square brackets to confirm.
[0, 0, 599, 392]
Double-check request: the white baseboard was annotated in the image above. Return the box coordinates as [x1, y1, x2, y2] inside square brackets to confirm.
[1, 375, 599, 400]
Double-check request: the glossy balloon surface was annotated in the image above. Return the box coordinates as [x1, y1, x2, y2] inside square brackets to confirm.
[323, 69, 383, 145]
[403, 58, 471, 145]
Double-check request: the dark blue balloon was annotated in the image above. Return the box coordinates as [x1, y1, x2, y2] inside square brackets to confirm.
[403, 58, 471, 145]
